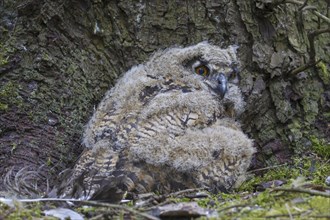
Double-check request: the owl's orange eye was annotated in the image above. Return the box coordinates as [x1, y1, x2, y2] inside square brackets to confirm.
[195, 65, 209, 76]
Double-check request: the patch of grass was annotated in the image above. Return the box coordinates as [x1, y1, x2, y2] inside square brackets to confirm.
[195, 181, 329, 219]
[240, 152, 330, 192]
[0, 201, 55, 220]
[310, 135, 330, 159]
[309, 196, 330, 214]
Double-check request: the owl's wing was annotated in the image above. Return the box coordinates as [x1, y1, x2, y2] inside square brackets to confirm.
[56, 141, 130, 203]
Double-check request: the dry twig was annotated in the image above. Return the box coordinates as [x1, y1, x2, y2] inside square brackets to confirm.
[272, 187, 330, 197]
[265, 211, 312, 218]
[247, 163, 288, 173]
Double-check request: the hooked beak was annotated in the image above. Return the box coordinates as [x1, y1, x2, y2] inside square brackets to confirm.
[206, 72, 227, 98]
[216, 73, 228, 98]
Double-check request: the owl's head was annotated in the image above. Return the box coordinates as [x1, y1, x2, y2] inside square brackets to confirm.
[111, 42, 245, 119]
[146, 41, 239, 97]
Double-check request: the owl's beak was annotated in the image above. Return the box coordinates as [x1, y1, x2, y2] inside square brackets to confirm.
[205, 72, 228, 98]
[214, 72, 228, 98]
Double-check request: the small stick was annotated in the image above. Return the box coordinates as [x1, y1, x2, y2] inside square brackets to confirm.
[272, 187, 330, 197]
[247, 163, 287, 173]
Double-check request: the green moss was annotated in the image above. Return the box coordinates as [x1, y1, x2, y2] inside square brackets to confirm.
[309, 196, 330, 214]
[0, 81, 23, 112]
[214, 179, 329, 219]
[76, 205, 98, 218]
[10, 143, 17, 153]
[0, 103, 8, 111]
[317, 61, 329, 85]
[196, 196, 218, 208]
[0, 42, 14, 66]
[287, 119, 303, 141]
[240, 154, 330, 192]
[302, 80, 323, 124]
[0, 55, 9, 65]
[46, 157, 52, 166]
[310, 135, 330, 159]
[0, 201, 55, 220]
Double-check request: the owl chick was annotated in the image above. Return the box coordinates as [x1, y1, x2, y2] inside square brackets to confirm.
[56, 42, 255, 202]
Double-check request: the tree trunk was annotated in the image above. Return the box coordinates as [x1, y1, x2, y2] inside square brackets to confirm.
[0, 0, 329, 192]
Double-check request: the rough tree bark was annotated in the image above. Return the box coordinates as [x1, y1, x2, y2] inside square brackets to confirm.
[0, 0, 329, 192]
